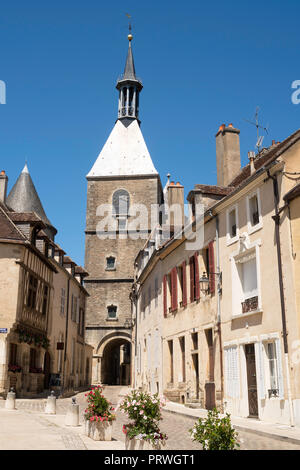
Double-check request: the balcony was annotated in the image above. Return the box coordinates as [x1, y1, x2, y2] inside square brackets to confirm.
[241, 296, 258, 313]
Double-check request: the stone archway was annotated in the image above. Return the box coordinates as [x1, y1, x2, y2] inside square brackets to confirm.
[101, 337, 131, 385]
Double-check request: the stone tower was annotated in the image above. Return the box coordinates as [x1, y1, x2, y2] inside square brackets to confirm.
[84, 33, 163, 385]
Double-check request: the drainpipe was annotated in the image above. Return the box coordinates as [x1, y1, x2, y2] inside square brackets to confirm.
[268, 170, 294, 427]
[215, 214, 224, 411]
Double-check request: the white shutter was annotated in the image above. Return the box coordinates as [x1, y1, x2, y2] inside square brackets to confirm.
[275, 339, 284, 399]
[255, 341, 266, 399]
[225, 346, 239, 398]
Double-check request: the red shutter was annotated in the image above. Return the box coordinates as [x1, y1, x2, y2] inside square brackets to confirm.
[194, 252, 200, 300]
[171, 267, 178, 311]
[190, 257, 195, 303]
[163, 275, 167, 316]
[209, 241, 215, 294]
[182, 261, 187, 307]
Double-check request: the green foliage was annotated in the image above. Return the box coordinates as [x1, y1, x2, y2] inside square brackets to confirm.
[84, 386, 116, 422]
[189, 408, 240, 450]
[120, 390, 167, 445]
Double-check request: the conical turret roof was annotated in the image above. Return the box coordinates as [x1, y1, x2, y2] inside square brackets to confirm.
[6, 164, 56, 237]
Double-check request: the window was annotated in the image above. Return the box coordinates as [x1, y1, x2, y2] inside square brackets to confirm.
[227, 205, 239, 244]
[168, 340, 174, 383]
[249, 194, 259, 226]
[106, 256, 116, 270]
[267, 342, 279, 396]
[229, 209, 237, 238]
[179, 336, 186, 383]
[107, 305, 117, 320]
[112, 189, 130, 217]
[241, 257, 258, 300]
[42, 285, 49, 315]
[27, 274, 38, 309]
[247, 189, 262, 233]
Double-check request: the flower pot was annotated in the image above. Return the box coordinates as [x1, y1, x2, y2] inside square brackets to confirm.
[125, 435, 166, 450]
[85, 419, 113, 441]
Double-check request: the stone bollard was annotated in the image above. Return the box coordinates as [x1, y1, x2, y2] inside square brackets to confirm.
[45, 391, 56, 414]
[5, 388, 16, 410]
[65, 397, 79, 426]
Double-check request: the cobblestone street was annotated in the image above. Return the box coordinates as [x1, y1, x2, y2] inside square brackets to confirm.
[1, 386, 300, 450]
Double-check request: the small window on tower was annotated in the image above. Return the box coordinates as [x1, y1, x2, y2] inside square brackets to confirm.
[107, 305, 117, 320]
[106, 256, 116, 270]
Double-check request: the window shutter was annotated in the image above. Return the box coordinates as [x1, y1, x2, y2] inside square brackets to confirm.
[163, 275, 167, 317]
[208, 241, 215, 294]
[194, 252, 200, 300]
[189, 257, 195, 303]
[182, 261, 187, 307]
[171, 267, 178, 311]
[255, 341, 266, 399]
[275, 339, 284, 399]
[225, 346, 239, 398]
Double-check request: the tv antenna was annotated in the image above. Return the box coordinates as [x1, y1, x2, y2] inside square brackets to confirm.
[243, 107, 269, 153]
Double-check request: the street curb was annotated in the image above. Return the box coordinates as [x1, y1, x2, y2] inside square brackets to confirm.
[163, 408, 300, 446]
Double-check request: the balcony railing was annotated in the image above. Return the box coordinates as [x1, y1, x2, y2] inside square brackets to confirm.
[241, 296, 258, 313]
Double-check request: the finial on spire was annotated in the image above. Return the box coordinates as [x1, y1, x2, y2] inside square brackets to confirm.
[126, 13, 133, 41]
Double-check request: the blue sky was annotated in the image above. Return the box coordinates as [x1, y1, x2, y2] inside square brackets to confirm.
[1, 0, 299, 266]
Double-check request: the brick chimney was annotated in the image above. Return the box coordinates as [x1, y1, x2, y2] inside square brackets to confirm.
[167, 181, 185, 228]
[0, 170, 8, 203]
[216, 124, 241, 186]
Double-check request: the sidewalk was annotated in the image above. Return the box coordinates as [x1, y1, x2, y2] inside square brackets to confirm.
[163, 401, 300, 445]
[0, 407, 125, 450]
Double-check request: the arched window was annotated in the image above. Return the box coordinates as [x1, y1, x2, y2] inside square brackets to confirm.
[112, 189, 130, 217]
[106, 256, 116, 270]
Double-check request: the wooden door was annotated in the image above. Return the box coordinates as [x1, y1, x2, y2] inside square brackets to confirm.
[245, 344, 258, 417]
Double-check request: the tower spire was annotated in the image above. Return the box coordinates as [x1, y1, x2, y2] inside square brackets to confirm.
[116, 30, 143, 121]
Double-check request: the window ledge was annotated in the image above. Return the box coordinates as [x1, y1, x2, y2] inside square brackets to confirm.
[248, 223, 263, 235]
[232, 309, 263, 320]
[226, 235, 239, 246]
[106, 318, 118, 322]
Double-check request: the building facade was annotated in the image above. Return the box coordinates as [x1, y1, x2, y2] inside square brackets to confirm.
[0, 167, 93, 397]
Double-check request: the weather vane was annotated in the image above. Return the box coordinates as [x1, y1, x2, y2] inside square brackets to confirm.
[244, 106, 269, 154]
[125, 13, 132, 32]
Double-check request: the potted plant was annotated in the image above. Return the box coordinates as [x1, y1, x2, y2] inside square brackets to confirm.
[120, 390, 168, 450]
[84, 386, 116, 441]
[189, 408, 240, 450]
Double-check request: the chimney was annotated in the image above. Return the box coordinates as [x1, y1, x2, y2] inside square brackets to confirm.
[216, 123, 241, 186]
[167, 181, 185, 228]
[0, 171, 8, 203]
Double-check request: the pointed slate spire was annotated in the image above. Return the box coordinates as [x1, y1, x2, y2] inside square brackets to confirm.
[6, 164, 57, 239]
[116, 33, 143, 121]
[123, 39, 136, 80]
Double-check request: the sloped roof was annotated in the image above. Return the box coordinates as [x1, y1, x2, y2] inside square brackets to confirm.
[0, 206, 26, 241]
[6, 164, 55, 232]
[87, 119, 158, 178]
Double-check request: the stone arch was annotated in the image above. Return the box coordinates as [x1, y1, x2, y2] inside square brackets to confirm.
[98, 332, 132, 385]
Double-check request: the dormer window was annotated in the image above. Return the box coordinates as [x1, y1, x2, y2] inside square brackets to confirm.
[106, 256, 116, 270]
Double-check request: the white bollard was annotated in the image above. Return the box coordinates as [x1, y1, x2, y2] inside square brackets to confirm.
[45, 391, 56, 414]
[65, 397, 79, 426]
[5, 388, 16, 410]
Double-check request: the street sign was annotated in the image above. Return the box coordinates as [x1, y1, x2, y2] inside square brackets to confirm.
[0, 328, 8, 333]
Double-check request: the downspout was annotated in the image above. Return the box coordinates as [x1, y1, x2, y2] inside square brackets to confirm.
[268, 170, 294, 427]
[215, 214, 224, 411]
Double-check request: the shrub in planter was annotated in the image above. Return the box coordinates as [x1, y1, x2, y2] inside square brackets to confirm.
[120, 390, 167, 449]
[189, 408, 240, 450]
[8, 365, 22, 373]
[84, 386, 116, 441]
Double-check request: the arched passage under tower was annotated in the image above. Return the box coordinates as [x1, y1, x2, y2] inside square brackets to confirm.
[100, 337, 131, 385]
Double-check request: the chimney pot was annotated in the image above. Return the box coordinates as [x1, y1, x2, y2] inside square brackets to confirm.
[216, 125, 241, 186]
[0, 170, 8, 203]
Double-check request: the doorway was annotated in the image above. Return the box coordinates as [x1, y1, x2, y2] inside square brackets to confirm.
[245, 343, 258, 417]
[192, 353, 199, 400]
